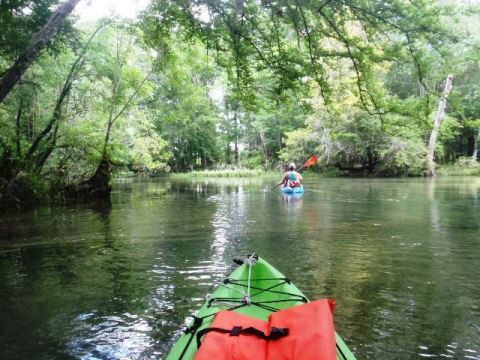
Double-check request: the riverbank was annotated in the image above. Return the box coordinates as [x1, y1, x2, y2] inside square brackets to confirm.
[167, 167, 343, 178]
[437, 163, 480, 176]
[169, 165, 480, 179]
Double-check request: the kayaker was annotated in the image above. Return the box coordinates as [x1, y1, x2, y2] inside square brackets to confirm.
[281, 163, 303, 188]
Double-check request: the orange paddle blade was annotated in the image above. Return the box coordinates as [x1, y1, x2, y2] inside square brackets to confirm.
[303, 155, 318, 167]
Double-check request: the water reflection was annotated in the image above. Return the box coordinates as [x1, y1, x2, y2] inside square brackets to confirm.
[0, 177, 479, 359]
[281, 193, 304, 210]
[210, 185, 248, 264]
[427, 178, 443, 236]
[68, 313, 153, 359]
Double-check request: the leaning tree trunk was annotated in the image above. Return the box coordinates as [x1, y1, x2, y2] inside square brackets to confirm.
[0, 0, 81, 105]
[426, 75, 453, 177]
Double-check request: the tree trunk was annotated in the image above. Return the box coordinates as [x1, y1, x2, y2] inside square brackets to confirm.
[65, 156, 111, 200]
[0, 0, 81, 105]
[260, 130, 269, 162]
[87, 156, 112, 198]
[224, 97, 231, 164]
[234, 111, 239, 166]
[234, 136, 239, 165]
[426, 75, 453, 176]
[367, 147, 376, 172]
[15, 102, 23, 156]
[226, 144, 231, 164]
[27, 82, 72, 159]
[28, 90, 37, 141]
[472, 128, 479, 161]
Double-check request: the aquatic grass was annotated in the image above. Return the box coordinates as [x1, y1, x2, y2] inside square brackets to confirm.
[171, 168, 274, 178]
[437, 158, 480, 176]
[437, 166, 480, 176]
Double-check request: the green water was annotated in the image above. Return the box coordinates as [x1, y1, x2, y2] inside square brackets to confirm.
[0, 177, 479, 359]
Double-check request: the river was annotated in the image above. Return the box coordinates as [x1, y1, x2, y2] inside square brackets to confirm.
[1, 176, 479, 359]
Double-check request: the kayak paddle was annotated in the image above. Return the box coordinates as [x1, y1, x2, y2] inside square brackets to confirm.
[296, 154, 319, 172]
[270, 182, 283, 191]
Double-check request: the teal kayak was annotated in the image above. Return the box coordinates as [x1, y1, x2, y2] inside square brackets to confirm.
[281, 185, 304, 193]
[166, 255, 356, 360]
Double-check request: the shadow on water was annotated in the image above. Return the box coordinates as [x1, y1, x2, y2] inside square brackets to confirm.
[0, 176, 479, 359]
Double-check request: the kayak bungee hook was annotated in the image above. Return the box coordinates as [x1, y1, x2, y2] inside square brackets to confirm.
[233, 253, 259, 266]
[245, 253, 258, 266]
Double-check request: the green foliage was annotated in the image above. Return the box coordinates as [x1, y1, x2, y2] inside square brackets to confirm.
[279, 128, 319, 165]
[241, 150, 265, 169]
[127, 118, 172, 173]
[3, 0, 480, 208]
[149, 41, 221, 171]
[0, 20, 173, 206]
[376, 138, 427, 176]
[455, 156, 480, 168]
[280, 104, 431, 176]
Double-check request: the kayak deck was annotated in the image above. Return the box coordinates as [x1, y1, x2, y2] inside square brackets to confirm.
[166, 256, 356, 360]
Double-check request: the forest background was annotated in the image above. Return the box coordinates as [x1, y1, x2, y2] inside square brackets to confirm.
[1, 0, 480, 209]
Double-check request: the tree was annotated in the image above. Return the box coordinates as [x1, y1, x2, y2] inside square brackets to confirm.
[426, 75, 453, 176]
[150, 41, 221, 171]
[143, 0, 453, 112]
[141, 0, 458, 173]
[0, 0, 81, 105]
[0, 24, 105, 207]
[64, 23, 159, 197]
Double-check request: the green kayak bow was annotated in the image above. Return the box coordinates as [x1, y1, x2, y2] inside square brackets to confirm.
[166, 254, 356, 360]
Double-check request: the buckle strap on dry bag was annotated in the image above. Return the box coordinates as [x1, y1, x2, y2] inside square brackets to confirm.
[196, 325, 289, 349]
[185, 316, 203, 334]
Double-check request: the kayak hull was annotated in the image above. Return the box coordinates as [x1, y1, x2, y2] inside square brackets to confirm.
[166, 256, 356, 360]
[281, 185, 304, 193]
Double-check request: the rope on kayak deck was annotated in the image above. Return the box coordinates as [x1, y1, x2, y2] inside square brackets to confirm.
[245, 253, 257, 304]
[207, 278, 308, 312]
[207, 253, 307, 312]
[204, 253, 257, 308]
